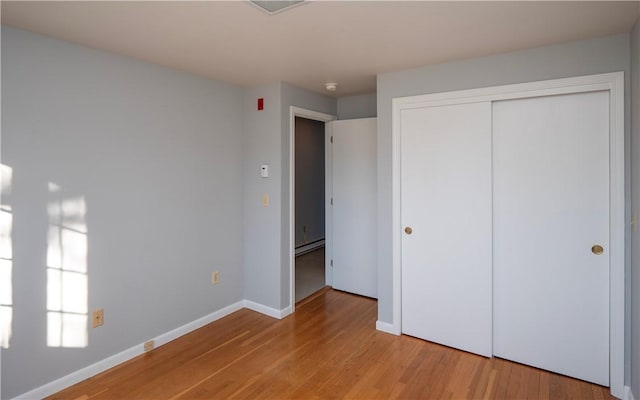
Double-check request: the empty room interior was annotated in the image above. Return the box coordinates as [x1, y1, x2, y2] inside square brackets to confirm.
[2, 1, 640, 399]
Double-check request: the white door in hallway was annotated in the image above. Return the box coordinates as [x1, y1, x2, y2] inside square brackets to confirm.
[492, 91, 610, 386]
[331, 118, 377, 298]
[400, 102, 493, 357]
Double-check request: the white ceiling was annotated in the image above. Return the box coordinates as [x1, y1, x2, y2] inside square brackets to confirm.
[2, 1, 639, 97]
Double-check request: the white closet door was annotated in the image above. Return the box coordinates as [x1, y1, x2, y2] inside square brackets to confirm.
[401, 102, 492, 357]
[332, 118, 377, 298]
[492, 91, 610, 385]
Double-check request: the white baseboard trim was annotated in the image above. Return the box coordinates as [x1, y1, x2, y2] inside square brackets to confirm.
[243, 300, 292, 319]
[14, 341, 142, 400]
[152, 300, 245, 348]
[12, 300, 245, 400]
[624, 385, 636, 400]
[376, 320, 400, 335]
[294, 239, 325, 256]
[280, 305, 293, 319]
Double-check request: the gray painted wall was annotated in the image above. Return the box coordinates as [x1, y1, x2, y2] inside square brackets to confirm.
[1, 27, 245, 399]
[337, 93, 377, 120]
[242, 82, 283, 310]
[294, 117, 325, 248]
[631, 17, 640, 399]
[243, 82, 335, 311]
[377, 33, 632, 383]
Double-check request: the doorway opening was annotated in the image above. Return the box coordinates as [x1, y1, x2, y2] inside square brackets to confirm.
[289, 107, 336, 312]
[294, 116, 326, 302]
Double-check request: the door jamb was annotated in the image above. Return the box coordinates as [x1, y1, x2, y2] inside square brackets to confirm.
[390, 72, 625, 398]
[289, 106, 336, 314]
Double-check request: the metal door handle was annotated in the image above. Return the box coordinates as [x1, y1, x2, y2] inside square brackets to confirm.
[591, 244, 604, 255]
[405, 227, 413, 235]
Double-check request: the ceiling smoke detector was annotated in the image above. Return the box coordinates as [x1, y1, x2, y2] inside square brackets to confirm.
[325, 83, 338, 92]
[248, 1, 305, 15]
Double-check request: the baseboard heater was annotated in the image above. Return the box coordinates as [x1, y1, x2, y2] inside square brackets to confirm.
[295, 239, 325, 256]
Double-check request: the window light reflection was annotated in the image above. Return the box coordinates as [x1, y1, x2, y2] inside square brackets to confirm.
[47, 182, 88, 348]
[0, 164, 13, 348]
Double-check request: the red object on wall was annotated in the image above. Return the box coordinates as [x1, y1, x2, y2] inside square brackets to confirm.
[257, 98, 264, 110]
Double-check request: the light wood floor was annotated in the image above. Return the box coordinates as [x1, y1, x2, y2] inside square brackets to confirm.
[50, 288, 613, 400]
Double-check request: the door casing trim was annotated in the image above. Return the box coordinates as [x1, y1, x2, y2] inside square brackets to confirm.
[289, 106, 336, 314]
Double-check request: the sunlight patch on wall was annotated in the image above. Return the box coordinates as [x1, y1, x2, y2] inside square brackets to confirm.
[47, 182, 88, 348]
[0, 164, 13, 348]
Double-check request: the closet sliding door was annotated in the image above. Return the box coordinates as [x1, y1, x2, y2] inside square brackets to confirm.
[395, 73, 622, 395]
[492, 92, 610, 385]
[400, 102, 493, 357]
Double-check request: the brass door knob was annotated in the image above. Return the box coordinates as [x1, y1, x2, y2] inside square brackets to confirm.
[405, 227, 413, 235]
[591, 245, 604, 255]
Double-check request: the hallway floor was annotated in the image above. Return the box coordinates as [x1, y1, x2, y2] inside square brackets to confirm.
[295, 247, 325, 302]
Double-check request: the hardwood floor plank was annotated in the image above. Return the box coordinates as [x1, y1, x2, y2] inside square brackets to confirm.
[492, 358, 514, 400]
[505, 361, 526, 399]
[482, 369, 498, 400]
[539, 371, 551, 400]
[524, 366, 540, 400]
[549, 372, 567, 400]
[49, 289, 613, 400]
[592, 384, 606, 400]
[468, 354, 492, 399]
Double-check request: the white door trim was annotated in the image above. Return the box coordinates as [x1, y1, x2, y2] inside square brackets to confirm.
[390, 72, 624, 398]
[289, 106, 336, 313]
